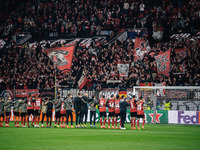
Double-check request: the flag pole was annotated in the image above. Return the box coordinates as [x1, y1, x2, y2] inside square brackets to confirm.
[54, 66, 57, 100]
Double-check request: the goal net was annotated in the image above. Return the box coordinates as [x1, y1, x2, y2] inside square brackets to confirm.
[133, 86, 200, 124]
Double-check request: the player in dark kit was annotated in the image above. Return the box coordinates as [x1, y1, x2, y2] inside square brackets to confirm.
[114, 95, 121, 129]
[99, 95, 107, 129]
[13, 99, 23, 127]
[54, 95, 61, 128]
[137, 97, 145, 130]
[34, 93, 42, 127]
[119, 95, 129, 130]
[80, 93, 90, 128]
[46, 99, 53, 127]
[5, 96, 13, 127]
[0, 97, 5, 127]
[26, 94, 35, 127]
[107, 95, 115, 129]
[89, 95, 98, 128]
[20, 99, 27, 127]
[129, 95, 137, 130]
[74, 93, 82, 128]
[65, 94, 74, 128]
[41, 98, 49, 127]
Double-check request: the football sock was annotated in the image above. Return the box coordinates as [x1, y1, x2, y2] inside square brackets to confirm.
[108, 119, 110, 126]
[112, 118, 114, 126]
[5, 117, 7, 124]
[103, 119, 106, 126]
[46, 119, 48, 126]
[100, 118, 102, 126]
[32, 116, 34, 124]
[137, 120, 139, 127]
[27, 117, 29, 126]
[134, 119, 136, 127]
[7, 117, 10, 124]
[1, 117, 4, 124]
[21, 118, 23, 125]
[131, 119, 133, 128]
[143, 120, 145, 127]
[37, 118, 39, 125]
[115, 119, 117, 126]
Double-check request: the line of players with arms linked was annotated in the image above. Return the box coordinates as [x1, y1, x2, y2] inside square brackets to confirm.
[0, 92, 146, 130]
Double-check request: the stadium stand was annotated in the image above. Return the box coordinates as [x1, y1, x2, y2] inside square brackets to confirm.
[0, 0, 200, 90]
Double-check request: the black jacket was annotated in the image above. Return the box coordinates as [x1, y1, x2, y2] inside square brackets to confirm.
[74, 97, 82, 112]
[119, 100, 129, 113]
[81, 96, 91, 111]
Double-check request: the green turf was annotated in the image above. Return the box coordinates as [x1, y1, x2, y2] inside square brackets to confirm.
[0, 122, 199, 150]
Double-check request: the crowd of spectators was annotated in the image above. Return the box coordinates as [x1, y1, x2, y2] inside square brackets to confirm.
[1, 0, 199, 39]
[0, 0, 200, 90]
[0, 35, 200, 90]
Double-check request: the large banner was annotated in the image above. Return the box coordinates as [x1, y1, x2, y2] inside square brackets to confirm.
[155, 50, 171, 77]
[133, 37, 150, 62]
[29, 37, 106, 49]
[170, 33, 191, 40]
[39, 89, 54, 99]
[117, 64, 129, 77]
[168, 110, 200, 125]
[0, 89, 13, 99]
[88, 109, 168, 123]
[15, 89, 39, 98]
[78, 71, 88, 90]
[43, 45, 74, 73]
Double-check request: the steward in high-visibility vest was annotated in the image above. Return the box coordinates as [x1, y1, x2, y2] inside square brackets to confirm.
[165, 102, 171, 110]
[146, 100, 152, 110]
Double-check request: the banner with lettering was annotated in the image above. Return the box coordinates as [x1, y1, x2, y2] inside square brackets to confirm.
[117, 64, 129, 77]
[43, 45, 75, 73]
[155, 50, 171, 77]
[133, 37, 150, 61]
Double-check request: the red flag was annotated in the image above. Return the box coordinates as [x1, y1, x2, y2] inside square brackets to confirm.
[155, 49, 171, 77]
[43, 45, 75, 73]
[133, 37, 150, 61]
[78, 72, 88, 90]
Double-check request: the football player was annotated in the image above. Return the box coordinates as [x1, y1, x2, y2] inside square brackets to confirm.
[107, 95, 115, 129]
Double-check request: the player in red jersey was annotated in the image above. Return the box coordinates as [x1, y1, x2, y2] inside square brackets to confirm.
[26, 94, 35, 127]
[114, 95, 121, 129]
[107, 94, 115, 129]
[136, 97, 145, 130]
[99, 95, 107, 129]
[129, 95, 137, 130]
[34, 93, 42, 127]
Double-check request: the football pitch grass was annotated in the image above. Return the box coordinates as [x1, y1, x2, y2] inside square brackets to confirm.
[0, 122, 199, 150]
